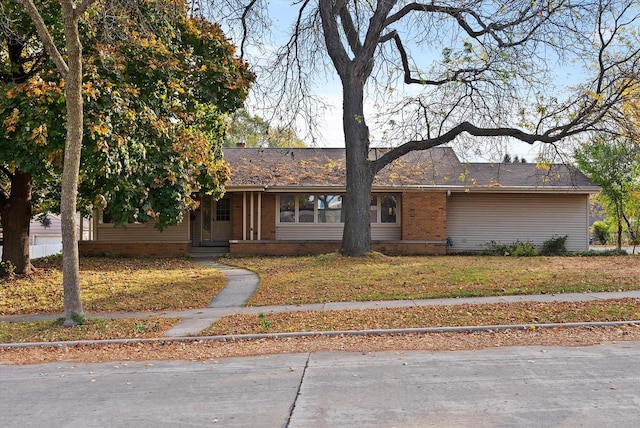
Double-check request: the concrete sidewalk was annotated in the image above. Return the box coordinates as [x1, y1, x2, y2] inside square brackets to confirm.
[1, 259, 639, 338]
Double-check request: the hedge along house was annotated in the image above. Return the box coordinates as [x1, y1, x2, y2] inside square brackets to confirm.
[79, 147, 599, 257]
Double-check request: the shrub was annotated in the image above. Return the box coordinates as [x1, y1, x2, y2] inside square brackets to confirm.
[592, 221, 609, 245]
[0, 261, 16, 278]
[485, 240, 538, 257]
[542, 235, 568, 255]
[573, 249, 628, 256]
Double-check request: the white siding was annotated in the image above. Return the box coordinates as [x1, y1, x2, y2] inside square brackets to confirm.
[0, 244, 63, 260]
[275, 224, 400, 241]
[96, 218, 190, 243]
[33, 236, 62, 245]
[446, 193, 589, 252]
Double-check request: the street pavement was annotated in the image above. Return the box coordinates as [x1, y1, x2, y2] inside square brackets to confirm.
[1, 342, 639, 427]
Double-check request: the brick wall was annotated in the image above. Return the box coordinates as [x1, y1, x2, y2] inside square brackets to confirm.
[231, 193, 244, 240]
[230, 192, 276, 240]
[230, 241, 342, 256]
[230, 240, 446, 256]
[401, 191, 447, 241]
[79, 241, 190, 257]
[260, 193, 276, 240]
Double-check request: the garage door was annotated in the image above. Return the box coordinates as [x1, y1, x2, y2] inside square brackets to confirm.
[446, 193, 589, 253]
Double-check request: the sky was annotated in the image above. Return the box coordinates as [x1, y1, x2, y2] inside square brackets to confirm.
[234, 1, 597, 163]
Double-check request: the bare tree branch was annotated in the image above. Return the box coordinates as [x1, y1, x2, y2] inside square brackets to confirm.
[17, 0, 68, 77]
[74, 0, 99, 18]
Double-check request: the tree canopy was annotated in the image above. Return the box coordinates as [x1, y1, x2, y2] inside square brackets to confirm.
[224, 109, 306, 148]
[576, 82, 640, 251]
[1, 0, 253, 274]
[2, 0, 253, 227]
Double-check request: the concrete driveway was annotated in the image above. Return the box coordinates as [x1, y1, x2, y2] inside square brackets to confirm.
[1, 342, 639, 427]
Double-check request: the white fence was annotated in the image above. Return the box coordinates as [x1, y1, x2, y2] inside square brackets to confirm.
[0, 244, 63, 260]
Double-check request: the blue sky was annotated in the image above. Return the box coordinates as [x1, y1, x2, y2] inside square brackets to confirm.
[239, 1, 601, 163]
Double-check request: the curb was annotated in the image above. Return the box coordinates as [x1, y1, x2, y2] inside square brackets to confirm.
[2, 320, 639, 349]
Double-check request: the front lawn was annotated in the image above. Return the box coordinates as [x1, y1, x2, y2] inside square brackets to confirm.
[0, 256, 226, 315]
[202, 299, 640, 335]
[0, 317, 180, 343]
[221, 253, 640, 306]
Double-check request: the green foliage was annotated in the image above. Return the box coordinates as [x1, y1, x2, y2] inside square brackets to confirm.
[258, 312, 272, 329]
[70, 312, 87, 326]
[572, 249, 628, 256]
[576, 136, 640, 248]
[1, 0, 254, 229]
[0, 261, 16, 278]
[224, 109, 306, 148]
[542, 235, 568, 255]
[592, 221, 610, 245]
[484, 240, 539, 257]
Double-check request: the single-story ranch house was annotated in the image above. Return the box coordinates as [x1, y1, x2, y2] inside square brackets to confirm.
[79, 147, 599, 257]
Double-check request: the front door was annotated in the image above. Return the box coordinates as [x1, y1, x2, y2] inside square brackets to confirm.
[201, 195, 232, 246]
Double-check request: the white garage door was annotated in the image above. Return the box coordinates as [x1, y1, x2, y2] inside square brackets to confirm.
[446, 193, 589, 253]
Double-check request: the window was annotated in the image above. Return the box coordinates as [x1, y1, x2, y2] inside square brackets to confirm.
[298, 195, 315, 223]
[318, 195, 343, 223]
[98, 210, 142, 225]
[380, 195, 397, 223]
[369, 195, 398, 223]
[278, 194, 344, 224]
[369, 197, 378, 223]
[279, 195, 295, 222]
[99, 211, 113, 224]
[215, 197, 231, 221]
[278, 194, 398, 224]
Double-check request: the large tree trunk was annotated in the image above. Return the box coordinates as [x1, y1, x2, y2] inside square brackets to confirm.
[60, 2, 84, 325]
[0, 171, 33, 274]
[341, 76, 375, 256]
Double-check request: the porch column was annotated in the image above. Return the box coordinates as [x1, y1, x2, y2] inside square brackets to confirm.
[257, 192, 262, 241]
[250, 192, 254, 240]
[242, 192, 247, 240]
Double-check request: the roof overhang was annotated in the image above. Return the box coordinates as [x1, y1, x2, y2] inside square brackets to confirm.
[224, 184, 600, 194]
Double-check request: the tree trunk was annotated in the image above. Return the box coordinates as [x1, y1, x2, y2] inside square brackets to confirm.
[0, 171, 33, 274]
[617, 220, 623, 250]
[341, 75, 375, 256]
[60, 2, 84, 325]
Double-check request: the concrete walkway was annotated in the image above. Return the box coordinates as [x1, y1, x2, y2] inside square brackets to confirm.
[163, 260, 259, 337]
[2, 259, 640, 338]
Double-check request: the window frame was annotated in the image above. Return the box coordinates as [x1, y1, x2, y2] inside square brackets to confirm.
[277, 193, 400, 225]
[97, 210, 146, 227]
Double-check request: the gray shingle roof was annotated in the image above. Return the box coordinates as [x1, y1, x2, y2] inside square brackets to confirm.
[222, 147, 598, 192]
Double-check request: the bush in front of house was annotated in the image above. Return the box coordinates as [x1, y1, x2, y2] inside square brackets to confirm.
[484, 240, 539, 257]
[592, 221, 609, 245]
[542, 235, 568, 255]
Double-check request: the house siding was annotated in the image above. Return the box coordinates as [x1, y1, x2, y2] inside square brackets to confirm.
[94, 217, 190, 243]
[79, 241, 189, 256]
[446, 193, 589, 252]
[229, 241, 446, 256]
